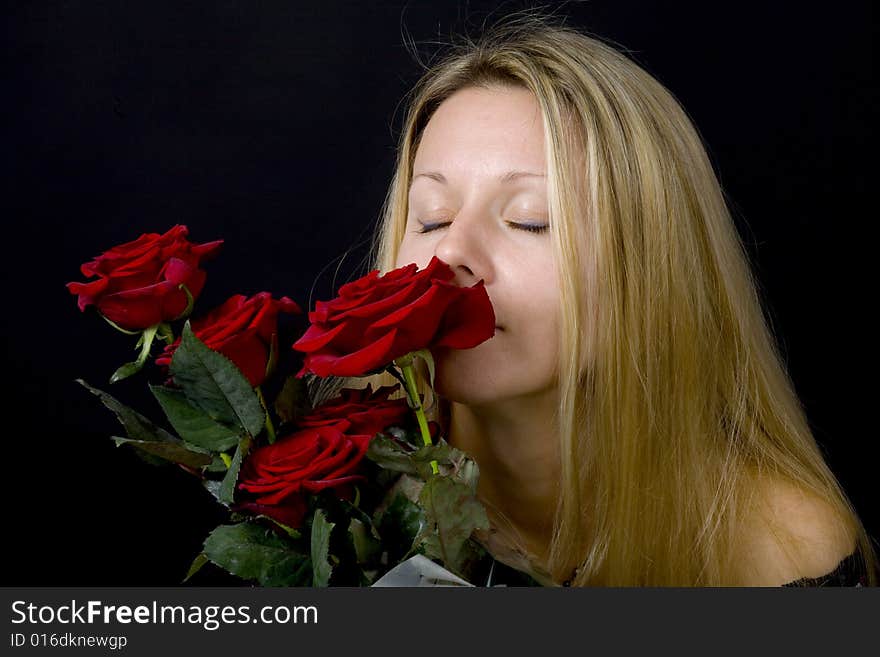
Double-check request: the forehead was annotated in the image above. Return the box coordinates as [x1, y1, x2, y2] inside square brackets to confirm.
[411, 86, 547, 184]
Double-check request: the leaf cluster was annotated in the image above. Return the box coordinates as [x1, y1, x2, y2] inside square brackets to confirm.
[80, 322, 492, 586]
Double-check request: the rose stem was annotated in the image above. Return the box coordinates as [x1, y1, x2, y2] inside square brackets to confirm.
[398, 356, 439, 475]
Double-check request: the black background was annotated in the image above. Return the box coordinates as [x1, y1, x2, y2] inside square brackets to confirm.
[3, 1, 873, 585]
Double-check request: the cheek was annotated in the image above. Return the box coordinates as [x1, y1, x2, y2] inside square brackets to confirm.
[524, 296, 560, 379]
[520, 273, 559, 331]
[394, 237, 426, 270]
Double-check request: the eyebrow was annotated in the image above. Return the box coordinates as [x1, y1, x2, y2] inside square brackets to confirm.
[410, 170, 546, 186]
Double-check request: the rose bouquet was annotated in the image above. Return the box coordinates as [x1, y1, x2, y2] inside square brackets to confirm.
[67, 225, 503, 587]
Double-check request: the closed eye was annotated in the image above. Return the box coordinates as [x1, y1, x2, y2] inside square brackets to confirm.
[511, 222, 550, 234]
[415, 222, 447, 234]
[415, 221, 549, 234]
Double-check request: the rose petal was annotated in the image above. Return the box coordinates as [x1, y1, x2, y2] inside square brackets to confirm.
[302, 327, 398, 377]
[96, 280, 179, 329]
[292, 321, 347, 352]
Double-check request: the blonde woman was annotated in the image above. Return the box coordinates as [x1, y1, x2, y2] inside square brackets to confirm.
[315, 10, 877, 586]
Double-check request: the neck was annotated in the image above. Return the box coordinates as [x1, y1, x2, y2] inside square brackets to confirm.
[444, 388, 560, 562]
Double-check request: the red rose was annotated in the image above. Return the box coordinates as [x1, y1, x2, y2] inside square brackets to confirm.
[66, 225, 223, 330]
[297, 384, 409, 435]
[236, 384, 411, 528]
[292, 255, 496, 377]
[156, 292, 301, 387]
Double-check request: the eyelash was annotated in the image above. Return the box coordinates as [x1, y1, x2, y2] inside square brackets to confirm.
[415, 222, 549, 234]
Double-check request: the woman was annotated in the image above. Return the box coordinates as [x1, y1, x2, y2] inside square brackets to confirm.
[317, 10, 877, 586]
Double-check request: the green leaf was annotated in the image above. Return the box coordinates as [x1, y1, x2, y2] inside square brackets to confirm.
[77, 379, 179, 444]
[366, 434, 465, 480]
[110, 324, 159, 383]
[418, 439, 480, 490]
[413, 476, 490, 577]
[348, 517, 381, 565]
[127, 449, 168, 468]
[203, 523, 311, 586]
[79, 379, 206, 471]
[110, 436, 213, 469]
[448, 539, 491, 585]
[219, 436, 251, 504]
[310, 509, 335, 587]
[248, 513, 302, 540]
[183, 553, 209, 582]
[410, 441, 454, 479]
[150, 384, 241, 451]
[374, 481, 426, 565]
[109, 361, 143, 384]
[273, 375, 312, 425]
[205, 456, 230, 473]
[169, 321, 265, 437]
[258, 515, 302, 540]
[365, 434, 418, 474]
[334, 493, 377, 535]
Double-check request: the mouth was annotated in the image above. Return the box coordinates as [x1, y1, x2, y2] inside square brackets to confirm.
[495, 325, 504, 331]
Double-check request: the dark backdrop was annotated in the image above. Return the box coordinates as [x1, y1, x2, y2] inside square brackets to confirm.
[3, 1, 873, 584]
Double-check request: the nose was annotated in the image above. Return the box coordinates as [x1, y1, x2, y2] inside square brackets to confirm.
[433, 214, 493, 288]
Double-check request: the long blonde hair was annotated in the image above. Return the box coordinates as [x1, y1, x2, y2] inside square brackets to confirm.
[311, 8, 877, 586]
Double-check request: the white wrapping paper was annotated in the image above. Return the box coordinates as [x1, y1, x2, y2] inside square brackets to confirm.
[371, 554, 477, 587]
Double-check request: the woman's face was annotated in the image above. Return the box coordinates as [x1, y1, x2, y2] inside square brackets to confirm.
[395, 85, 560, 407]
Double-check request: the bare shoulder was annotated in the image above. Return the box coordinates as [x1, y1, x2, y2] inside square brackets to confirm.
[733, 475, 857, 586]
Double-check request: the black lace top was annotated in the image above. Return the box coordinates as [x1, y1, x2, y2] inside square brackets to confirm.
[780, 550, 866, 587]
[483, 550, 867, 587]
